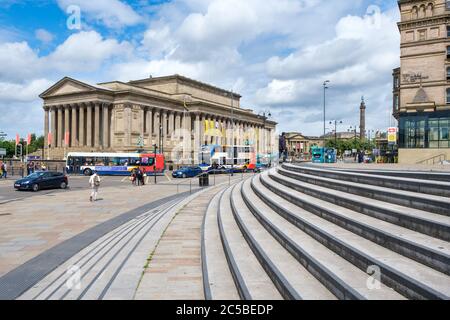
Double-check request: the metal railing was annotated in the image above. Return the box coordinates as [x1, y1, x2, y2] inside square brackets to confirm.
[416, 154, 447, 165]
[174, 168, 254, 194]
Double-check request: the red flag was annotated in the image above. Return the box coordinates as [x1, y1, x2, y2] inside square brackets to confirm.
[64, 131, 70, 147]
[27, 134, 32, 145]
[47, 132, 52, 146]
[15, 134, 20, 146]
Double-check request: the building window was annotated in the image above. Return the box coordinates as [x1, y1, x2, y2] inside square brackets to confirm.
[393, 94, 399, 112]
[447, 46, 450, 59]
[400, 112, 450, 149]
[447, 0, 450, 10]
[448, 26, 450, 38]
[447, 88, 450, 104]
[418, 30, 426, 41]
[447, 68, 450, 81]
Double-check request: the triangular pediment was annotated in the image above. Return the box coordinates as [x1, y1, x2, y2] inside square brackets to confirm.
[39, 77, 104, 98]
[413, 87, 430, 103]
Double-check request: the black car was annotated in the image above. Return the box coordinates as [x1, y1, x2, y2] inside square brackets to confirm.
[14, 171, 69, 192]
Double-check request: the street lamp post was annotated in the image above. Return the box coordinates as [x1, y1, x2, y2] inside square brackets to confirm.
[323, 80, 330, 142]
[329, 120, 343, 147]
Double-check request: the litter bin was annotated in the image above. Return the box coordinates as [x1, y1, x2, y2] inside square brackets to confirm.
[199, 173, 209, 187]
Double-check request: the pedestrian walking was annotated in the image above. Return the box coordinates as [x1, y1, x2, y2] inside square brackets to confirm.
[131, 169, 137, 186]
[1, 162, 7, 179]
[89, 171, 101, 202]
[136, 169, 143, 186]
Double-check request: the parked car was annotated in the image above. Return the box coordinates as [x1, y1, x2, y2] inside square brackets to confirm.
[172, 166, 204, 178]
[14, 171, 69, 192]
[207, 165, 228, 174]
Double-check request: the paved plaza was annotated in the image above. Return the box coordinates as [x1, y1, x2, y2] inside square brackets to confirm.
[0, 172, 254, 299]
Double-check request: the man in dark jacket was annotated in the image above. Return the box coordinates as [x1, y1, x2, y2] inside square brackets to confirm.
[279, 132, 287, 162]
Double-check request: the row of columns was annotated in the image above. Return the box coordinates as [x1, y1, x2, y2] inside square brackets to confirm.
[44, 102, 111, 149]
[44, 103, 273, 154]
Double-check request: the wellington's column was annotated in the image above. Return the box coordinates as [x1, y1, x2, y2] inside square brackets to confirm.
[103, 104, 109, 149]
[94, 103, 100, 148]
[50, 106, 56, 148]
[79, 103, 85, 147]
[44, 106, 49, 147]
[57, 105, 63, 148]
[71, 104, 78, 147]
[86, 103, 92, 148]
[146, 107, 153, 147]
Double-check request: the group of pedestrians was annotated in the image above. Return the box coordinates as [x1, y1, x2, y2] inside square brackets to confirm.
[131, 168, 146, 186]
[0, 161, 7, 179]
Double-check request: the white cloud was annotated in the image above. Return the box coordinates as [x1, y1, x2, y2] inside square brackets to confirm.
[56, 0, 143, 28]
[35, 29, 54, 44]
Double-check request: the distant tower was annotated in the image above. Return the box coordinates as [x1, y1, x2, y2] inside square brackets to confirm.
[359, 97, 366, 140]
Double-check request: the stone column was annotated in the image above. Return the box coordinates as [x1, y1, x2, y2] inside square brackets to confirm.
[71, 104, 78, 147]
[162, 109, 167, 149]
[175, 112, 181, 138]
[79, 103, 85, 147]
[50, 106, 56, 148]
[86, 102, 93, 148]
[200, 114, 206, 146]
[63, 105, 69, 147]
[103, 104, 109, 149]
[146, 107, 153, 147]
[194, 113, 201, 164]
[94, 103, 100, 148]
[168, 111, 174, 136]
[154, 109, 161, 150]
[44, 106, 49, 147]
[57, 105, 63, 148]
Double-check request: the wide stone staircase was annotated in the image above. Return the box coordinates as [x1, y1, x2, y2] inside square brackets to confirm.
[201, 164, 450, 300]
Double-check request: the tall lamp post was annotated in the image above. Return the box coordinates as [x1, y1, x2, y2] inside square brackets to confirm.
[323, 80, 330, 143]
[329, 120, 343, 146]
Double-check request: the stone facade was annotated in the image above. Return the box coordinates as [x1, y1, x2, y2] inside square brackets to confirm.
[394, 0, 450, 164]
[40, 75, 277, 165]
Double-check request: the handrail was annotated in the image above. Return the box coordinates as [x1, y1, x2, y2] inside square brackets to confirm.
[173, 168, 250, 194]
[416, 153, 447, 165]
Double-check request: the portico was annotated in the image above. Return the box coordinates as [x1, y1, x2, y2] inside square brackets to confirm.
[40, 75, 277, 165]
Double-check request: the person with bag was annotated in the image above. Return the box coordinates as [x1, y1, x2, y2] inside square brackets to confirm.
[89, 170, 101, 202]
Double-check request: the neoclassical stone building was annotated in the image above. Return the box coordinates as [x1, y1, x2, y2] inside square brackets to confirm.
[40, 75, 277, 165]
[394, 0, 450, 164]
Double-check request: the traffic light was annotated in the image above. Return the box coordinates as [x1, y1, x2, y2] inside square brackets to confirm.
[16, 144, 22, 158]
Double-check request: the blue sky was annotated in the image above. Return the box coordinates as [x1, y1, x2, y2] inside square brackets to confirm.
[0, 0, 400, 139]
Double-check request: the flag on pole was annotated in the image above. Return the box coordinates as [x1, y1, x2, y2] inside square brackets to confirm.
[47, 132, 52, 146]
[27, 133, 32, 145]
[15, 134, 20, 146]
[64, 131, 70, 147]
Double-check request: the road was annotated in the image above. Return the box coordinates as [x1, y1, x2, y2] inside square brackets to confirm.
[0, 174, 171, 204]
[0, 171, 249, 204]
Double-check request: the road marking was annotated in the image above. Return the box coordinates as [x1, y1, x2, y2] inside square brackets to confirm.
[121, 177, 128, 182]
[164, 172, 172, 182]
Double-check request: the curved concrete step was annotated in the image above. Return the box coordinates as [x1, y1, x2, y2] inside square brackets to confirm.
[277, 167, 450, 217]
[230, 181, 337, 300]
[254, 172, 450, 300]
[267, 170, 450, 275]
[217, 186, 282, 300]
[241, 178, 403, 300]
[283, 163, 450, 198]
[327, 167, 450, 182]
[202, 189, 239, 300]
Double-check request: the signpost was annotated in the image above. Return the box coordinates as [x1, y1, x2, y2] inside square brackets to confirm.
[388, 127, 397, 145]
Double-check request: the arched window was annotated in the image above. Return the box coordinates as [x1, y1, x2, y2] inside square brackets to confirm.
[412, 6, 418, 19]
[427, 3, 434, 17]
[419, 4, 426, 18]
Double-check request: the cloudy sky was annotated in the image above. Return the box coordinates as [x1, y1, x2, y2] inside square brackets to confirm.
[0, 0, 400, 139]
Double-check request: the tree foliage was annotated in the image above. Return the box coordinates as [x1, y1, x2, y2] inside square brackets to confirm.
[325, 138, 376, 155]
[0, 134, 44, 158]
